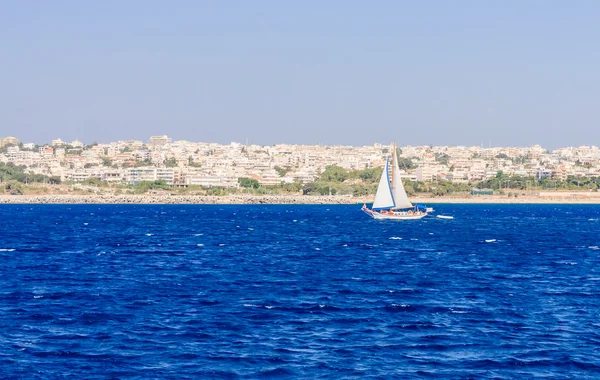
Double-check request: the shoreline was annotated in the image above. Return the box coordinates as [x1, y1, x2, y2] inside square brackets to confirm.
[2, 194, 600, 204]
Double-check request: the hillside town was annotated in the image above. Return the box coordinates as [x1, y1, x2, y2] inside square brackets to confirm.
[1, 135, 600, 189]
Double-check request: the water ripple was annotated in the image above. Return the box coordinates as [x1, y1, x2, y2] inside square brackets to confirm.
[1, 204, 600, 378]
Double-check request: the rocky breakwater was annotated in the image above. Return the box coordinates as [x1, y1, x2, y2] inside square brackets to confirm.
[0, 194, 364, 205]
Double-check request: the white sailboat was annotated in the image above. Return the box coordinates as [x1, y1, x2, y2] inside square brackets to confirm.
[362, 143, 428, 220]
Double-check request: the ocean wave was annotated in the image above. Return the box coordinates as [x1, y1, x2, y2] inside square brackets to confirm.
[2, 204, 600, 378]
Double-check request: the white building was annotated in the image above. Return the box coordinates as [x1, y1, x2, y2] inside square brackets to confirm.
[185, 174, 239, 188]
[149, 135, 172, 146]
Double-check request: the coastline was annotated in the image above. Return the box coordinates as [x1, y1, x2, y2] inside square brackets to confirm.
[0, 194, 362, 205]
[2, 193, 600, 204]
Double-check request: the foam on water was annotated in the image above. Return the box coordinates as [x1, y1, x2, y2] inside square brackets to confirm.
[2, 203, 600, 378]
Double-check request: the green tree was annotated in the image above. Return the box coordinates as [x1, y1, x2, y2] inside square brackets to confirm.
[356, 167, 382, 183]
[5, 180, 24, 195]
[282, 181, 302, 193]
[302, 182, 317, 195]
[238, 177, 260, 189]
[164, 157, 178, 167]
[432, 186, 448, 196]
[434, 153, 450, 166]
[352, 184, 373, 197]
[318, 165, 348, 182]
[188, 156, 202, 167]
[274, 166, 291, 177]
[396, 157, 416, 170]
[133, 180, 170, 193]
[135, 159, 153, 167]
[83, 177, 104, 186]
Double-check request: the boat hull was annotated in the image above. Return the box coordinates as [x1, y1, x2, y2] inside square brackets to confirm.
[362, 208, 427, 220]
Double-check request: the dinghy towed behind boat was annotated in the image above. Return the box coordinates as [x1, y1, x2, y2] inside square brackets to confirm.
[362, 142, 428, 220]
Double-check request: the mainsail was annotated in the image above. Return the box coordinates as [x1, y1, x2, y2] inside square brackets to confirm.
[392, 152, 413, 209]
[372, 158, 395, 209]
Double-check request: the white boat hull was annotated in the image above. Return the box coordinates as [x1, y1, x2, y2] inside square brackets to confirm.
[362, 207, 427, 220]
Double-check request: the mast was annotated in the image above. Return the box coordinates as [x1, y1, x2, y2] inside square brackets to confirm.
[391, 141, 396, 194]
[392, 143, 414, 209]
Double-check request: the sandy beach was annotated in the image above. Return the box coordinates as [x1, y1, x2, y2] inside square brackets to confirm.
[2, 193, 600, 204]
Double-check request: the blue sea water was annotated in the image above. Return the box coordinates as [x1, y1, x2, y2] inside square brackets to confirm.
[1, 204, 600, 379]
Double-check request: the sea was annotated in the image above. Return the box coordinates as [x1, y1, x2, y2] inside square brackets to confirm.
[1, 204, 600, 379]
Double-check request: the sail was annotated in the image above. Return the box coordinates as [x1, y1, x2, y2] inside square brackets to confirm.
[392, 152, 413, 209]
[372, 158, 395, 210]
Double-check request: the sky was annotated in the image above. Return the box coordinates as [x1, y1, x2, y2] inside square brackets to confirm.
[1, 1, 599, 149]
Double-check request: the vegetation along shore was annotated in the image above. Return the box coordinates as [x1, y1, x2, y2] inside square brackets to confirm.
[3, 161, 600, 204]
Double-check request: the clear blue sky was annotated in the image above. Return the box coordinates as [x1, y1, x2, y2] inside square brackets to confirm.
[2, 1, 599, 148]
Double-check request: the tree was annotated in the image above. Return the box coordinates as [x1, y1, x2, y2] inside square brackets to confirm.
[352, 184, 373, 197]
[396, 157, 416, 170]
[135, 159, 153, 167]
[238, 177, 259, 189]
[318, 165, 348, 182]
[84, 177, 104, 186]
[188, 156, 202, 168]
[5, 180, 24, 195]
[432, 186, 448, 196]
[403, 181, 415, 196]
[434, 153, 450, 166]
[0, 163, 52, 184]
[274, 166, 291, 177]
[133, 180, 170, 193]
[302, 182, 317, 195]
[164, 157, 178, 167]
[48, 176, 62, 185]
[282, 181, 302, 193]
